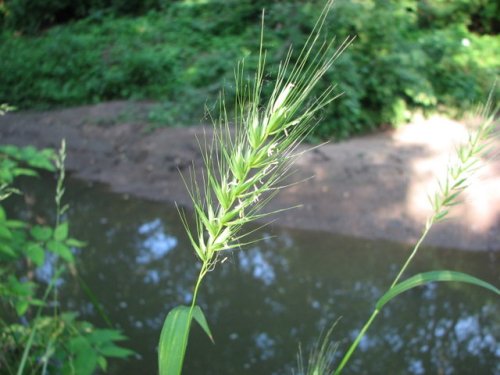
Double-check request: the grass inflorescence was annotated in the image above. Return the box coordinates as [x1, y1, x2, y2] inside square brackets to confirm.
[159, 1, 355, 374]
[295, 323, 339, 375]
[179, 1, 353, 270]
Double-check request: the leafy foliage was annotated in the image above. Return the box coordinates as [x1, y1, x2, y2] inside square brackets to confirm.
[0, 0, 165, 34]
[2, 313, 134, 375]
[0, 0, 498, 139]
[0, 143, 132, 374]
[0, 145, 55, 200]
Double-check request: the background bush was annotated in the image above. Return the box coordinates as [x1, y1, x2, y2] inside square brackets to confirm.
[0, 0, 498, 139]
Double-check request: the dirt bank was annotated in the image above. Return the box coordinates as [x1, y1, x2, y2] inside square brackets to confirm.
[1, 101, 499, 251]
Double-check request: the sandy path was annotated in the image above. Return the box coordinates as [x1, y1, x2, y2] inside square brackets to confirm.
[1, 101, 498, 251]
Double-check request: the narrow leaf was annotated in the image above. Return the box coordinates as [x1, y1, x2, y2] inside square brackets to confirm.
[13, 168, 38, 177]
[191, 305, 214, 343]
[376, 271, 500, 310]
[158, 305, 192, 375]
[5, 220, 27, 229]
[97, 356, 107, 371]
[88, 329, 127, 344]
[434, 210, 449, 222]
[66, 238, 86, 248]
[158, 305, 213, 375]
[99, 345, 135, 358]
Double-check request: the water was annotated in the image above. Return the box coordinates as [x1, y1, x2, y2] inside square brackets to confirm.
[6, 176, 499, 374]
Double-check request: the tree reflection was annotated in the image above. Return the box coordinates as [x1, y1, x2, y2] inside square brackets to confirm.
[7, 177, 498, 375]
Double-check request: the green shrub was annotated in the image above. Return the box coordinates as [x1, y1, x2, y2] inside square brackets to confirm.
[417, 0, 499, 34]
[0, 0, 498, 139]
[0, 143, 133, 374]
[0, 0, 169, 34]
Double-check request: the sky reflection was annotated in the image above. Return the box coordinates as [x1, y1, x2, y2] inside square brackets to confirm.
[6, 176, 499, 375]
[136, 218, 177, 264]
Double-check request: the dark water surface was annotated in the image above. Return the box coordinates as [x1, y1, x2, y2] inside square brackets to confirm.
[7, 176, 499, 375]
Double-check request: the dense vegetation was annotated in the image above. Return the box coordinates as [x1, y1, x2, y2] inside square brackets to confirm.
[0, 0, 498, 139]
[0, 142, 133, 374]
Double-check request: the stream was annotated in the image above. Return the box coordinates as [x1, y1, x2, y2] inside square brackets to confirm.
[6, 175, 499, 375]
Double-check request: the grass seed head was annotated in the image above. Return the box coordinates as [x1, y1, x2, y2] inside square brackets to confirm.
[182, 0, 352, 266]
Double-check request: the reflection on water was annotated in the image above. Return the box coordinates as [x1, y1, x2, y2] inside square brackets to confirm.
[6, 176, 499, 375]
[35, 252, 62, 285]
[136, 219, 177, 265]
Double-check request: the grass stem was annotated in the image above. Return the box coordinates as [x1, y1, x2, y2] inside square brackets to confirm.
[333, 309, 379, 375]
[390, 224, 432, 288]
[333, 102, 497, 373]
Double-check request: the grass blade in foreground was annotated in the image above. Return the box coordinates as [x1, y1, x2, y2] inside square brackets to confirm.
[376, 270, 500, 310]
[160, 0, 354, 373]
[158, 305, 213, 375]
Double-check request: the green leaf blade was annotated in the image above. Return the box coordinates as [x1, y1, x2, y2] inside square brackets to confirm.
[376, 271, 500, 310]
[158, 305, 192, 375]
[13, 168, 38, 178]
[54, 222, 69, 241]
[88, 329, 127, 344]
[25, 243, 45, 266]
[47, 240, 74, 263]
[158, 305, 213, 375]
[99, 345, 135, 358]
[0, 243, 16, 257]
[192, 305, 214, 343]
[5, 220, 27, 229]
[66, 237, 86, 248]
[67, 336, 99, 375]
[30, 225, 53, 242]
[0, 224, 12, 239]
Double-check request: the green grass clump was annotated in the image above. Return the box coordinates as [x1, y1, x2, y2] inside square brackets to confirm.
[294, 324, 339, 375]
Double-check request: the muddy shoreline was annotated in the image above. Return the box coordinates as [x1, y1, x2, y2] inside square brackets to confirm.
[1, 101, 499, 251]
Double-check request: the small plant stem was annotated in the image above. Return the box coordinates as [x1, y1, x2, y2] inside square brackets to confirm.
[334, 309, 379, 375]
[40, 341, 55, 375]
[335, 221, 434, 374]
[17, 267, 64, 375]
[181, 260, 209, 361]
[390, 222, 432, 288]
[189, 261, 208, 315]
[18, 141, 67, 375]
[52, 140, 66, 319]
